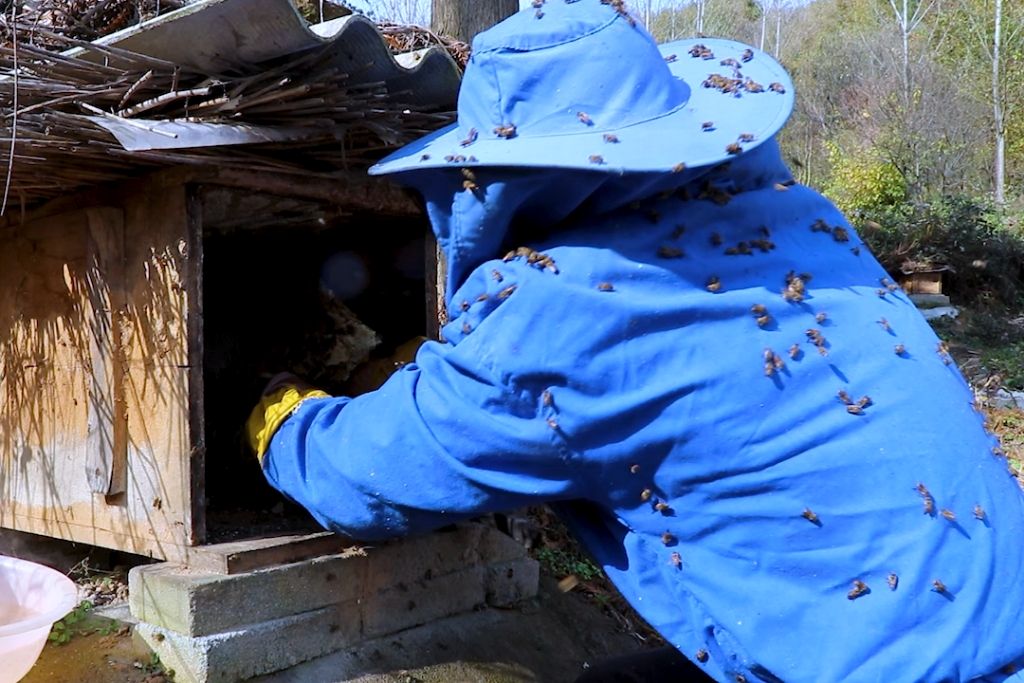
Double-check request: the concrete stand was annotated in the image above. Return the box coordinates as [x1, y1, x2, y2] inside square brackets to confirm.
[129, 523, 539, 683]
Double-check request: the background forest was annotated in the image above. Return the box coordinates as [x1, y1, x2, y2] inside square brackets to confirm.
[364, 0, 1024, 322]
[649, 0, 1024, 324]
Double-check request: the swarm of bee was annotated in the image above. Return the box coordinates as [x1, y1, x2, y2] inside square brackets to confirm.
[838, 390, 871, 414]
[688, 43, 715, 60]
[743, 77, 764, 93]
[600, 0, 635, 25]
[461, 168, 480, 194]
[702, 73, 741, 95]
[502, 246, 558, 273]
[916, 483, 935, 515]
[936, 341, 953, 365]
[811, 218, 832, 234]
[763, 348, 785, 375]
[697, 181, 732, 205]
[782, 271, 807, 303]
[807, 329, 828, 355]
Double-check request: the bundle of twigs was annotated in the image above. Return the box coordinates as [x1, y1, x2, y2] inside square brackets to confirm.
[378, 22, 470, 70]
[18, 0, 185, 43]
[0, 20, 455, 211]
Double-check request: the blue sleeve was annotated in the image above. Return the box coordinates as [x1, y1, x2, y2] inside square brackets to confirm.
[260, 339, 580, 541]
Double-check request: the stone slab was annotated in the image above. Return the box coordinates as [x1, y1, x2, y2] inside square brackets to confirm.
[129, 547, 367, 637]
[363, 566, 486, 639]
[484, 558, 541, 608]
[137, 562, 519, 683]
[910, 293, 952, 309]
[130, 523, 505, 637]
[137, 600, 362, 683]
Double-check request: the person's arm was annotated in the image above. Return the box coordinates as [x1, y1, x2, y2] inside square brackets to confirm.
[258, 339, 580, 541]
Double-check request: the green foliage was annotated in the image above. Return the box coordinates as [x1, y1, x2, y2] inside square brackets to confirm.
[981, 342, 1024, 390]
[48, 600, 92, 646]
[136, 652, 166, 676]
[823, 141, 907, 217]
[534, 547, 603, 581]
[856, 196, 1024, 304]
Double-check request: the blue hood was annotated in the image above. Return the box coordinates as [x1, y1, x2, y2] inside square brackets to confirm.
[395, 139, 794, 305]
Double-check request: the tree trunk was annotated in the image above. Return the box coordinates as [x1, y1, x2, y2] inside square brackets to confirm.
[902, 0, 911, 106]
[993, 0, 1005, 206]
[759, 0, 767, 51]
[774, 0, 782, 58]
[431, 0, 518, 44]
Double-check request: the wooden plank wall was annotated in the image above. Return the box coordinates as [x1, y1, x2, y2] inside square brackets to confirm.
[0, 183, 197, 562]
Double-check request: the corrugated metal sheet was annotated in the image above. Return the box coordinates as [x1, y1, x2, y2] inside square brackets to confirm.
[66, 0, 461, 151]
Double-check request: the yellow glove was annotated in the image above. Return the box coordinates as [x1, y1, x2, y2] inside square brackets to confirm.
[247, 380, 329, 463]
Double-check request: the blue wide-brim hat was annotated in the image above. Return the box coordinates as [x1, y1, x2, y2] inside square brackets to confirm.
[370, 0, 794, 176]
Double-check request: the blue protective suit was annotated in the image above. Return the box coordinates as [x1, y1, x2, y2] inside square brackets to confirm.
[262, 139, 1024, 683]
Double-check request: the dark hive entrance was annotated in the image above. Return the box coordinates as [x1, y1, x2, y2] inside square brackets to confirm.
[200, 187, 429, 541]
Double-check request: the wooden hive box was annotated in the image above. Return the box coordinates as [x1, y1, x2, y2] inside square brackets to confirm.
[0, 166, 442, 564]
[899, 263, 949, 295]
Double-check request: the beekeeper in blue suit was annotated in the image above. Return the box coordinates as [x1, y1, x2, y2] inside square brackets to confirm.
[247, 1, 1024, 681]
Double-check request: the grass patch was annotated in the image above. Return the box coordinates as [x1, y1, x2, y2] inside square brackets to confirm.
[980, 342, 1024, 391]
[48, 601, 92, 646]
[534, 547, 602, 581]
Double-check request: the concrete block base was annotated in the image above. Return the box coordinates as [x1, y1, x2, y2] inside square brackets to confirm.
[130, 523, 538, 683]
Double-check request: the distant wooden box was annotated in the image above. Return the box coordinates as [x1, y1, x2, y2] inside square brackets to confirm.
[899, 267, 947, 295]
[0, 166, 439, 564]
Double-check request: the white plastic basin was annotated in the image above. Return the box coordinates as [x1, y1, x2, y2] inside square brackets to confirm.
[0, 555, 79, 683]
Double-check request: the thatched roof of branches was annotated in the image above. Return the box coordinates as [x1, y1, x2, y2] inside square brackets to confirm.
[0, 0, 468, 212]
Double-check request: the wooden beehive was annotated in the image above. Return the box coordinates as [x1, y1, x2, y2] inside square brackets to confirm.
[0, 166, 440, 563]
[899, 264, 949, 295]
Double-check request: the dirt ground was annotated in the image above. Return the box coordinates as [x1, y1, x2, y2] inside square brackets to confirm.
[21, 611, 167, 683]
